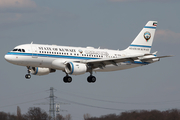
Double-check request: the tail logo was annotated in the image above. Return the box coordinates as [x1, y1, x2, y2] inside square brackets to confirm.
[144, 32, 151, 41]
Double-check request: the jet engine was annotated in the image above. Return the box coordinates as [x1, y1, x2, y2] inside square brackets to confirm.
[65, 62, 87, 75]
[31, 67, 56, 75]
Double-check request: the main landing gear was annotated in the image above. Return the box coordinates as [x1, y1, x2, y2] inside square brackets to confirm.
[63, 72, 96, 83]
[25, 66, 31, 79]
[63, 74, 72, 83]
[87, 70, 96, 83]
[87, 75, 96, 83]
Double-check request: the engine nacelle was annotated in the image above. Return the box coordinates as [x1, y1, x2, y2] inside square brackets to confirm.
[65, 62, 87, 75]
[31, 67, 56, 76]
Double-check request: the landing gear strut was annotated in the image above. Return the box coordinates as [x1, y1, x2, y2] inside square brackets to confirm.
[87, 70, 96, 83]
[25, 66, 31, 79]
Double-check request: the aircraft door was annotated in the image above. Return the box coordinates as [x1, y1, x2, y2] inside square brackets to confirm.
[31, 45, 38, 58]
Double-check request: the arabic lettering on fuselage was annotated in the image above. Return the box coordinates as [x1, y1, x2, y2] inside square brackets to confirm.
[85, 50, 109, 56]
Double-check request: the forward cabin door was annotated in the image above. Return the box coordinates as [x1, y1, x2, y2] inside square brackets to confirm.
[31, 45, 38, 58]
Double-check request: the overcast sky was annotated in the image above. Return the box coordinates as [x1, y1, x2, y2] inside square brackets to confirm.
[0, 0, 180, 119]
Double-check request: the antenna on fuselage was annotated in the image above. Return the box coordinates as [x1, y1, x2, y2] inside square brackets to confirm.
[31, 41, 33, 44]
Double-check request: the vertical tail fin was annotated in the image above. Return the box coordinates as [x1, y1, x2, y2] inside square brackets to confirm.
[125, 21, 157, 54]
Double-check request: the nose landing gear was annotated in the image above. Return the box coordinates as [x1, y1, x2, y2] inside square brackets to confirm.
[25, 66, 31, 79]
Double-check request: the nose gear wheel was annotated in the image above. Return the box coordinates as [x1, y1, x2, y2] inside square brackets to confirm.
[25, 66, 31, 79]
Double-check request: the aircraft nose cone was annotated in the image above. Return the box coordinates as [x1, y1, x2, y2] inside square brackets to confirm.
[4, 54, 11, 62]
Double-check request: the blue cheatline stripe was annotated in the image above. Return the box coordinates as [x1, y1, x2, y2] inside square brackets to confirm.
[144, 26, 156, 29]
[34, 67, 38, 75]
[7, 52, 32, 56]
[125, 61, 149, 65]
[69, 62, 74, 74]
[6, 52, 99, 60]
[130, 44, 151, 48]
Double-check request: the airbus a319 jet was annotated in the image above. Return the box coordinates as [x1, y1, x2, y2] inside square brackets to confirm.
[4, 21, 171, 83]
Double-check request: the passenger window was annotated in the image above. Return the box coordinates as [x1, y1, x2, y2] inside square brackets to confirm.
[18, 49, 21, 52]
[22, 49, 25, 52]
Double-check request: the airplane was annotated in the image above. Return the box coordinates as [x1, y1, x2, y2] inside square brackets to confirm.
[4, 21, 171, 83]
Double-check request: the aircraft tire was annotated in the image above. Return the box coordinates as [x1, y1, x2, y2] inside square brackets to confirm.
[67, 76, 72, 83]
[25, 74, 31, 79]
[87, 76, 91, 83]
[87, 76, 96, 83]
[63, 76, 72, 83]
[91, 76, 96, 83]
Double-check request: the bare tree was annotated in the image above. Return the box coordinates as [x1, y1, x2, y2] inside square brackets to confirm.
[23, 107, 48, 120]
[56, 114, 65, 120]
[65, 114, 71, 120]
[17, 106, 22, 120]
[0, 112, 7, 120]
[84, 113, 91, 120]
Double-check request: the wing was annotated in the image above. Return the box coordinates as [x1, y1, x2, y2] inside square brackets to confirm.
[80, 55, 144, 69]
[79, 55, 172, 69]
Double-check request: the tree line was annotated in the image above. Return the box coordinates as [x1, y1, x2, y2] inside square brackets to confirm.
[0, 106, 71, 120]
[85, 109, 180, 120]
[1, 107, 180, 120]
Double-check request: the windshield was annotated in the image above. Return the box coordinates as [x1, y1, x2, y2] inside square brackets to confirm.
[12, 49, 25, 52]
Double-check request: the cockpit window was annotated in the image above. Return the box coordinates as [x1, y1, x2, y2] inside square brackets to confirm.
[13, 49, 18, 51]
[12, 49, 25, 52]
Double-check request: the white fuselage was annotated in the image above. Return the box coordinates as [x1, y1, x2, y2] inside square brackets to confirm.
[5, 44, 147, 72]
